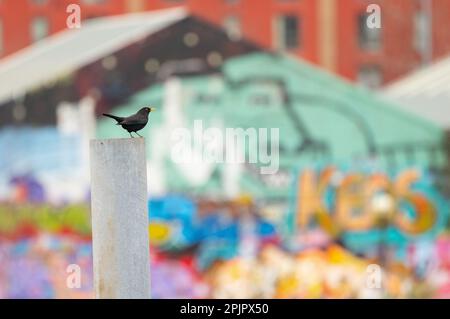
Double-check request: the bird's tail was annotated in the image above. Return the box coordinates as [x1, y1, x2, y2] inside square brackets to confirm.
[102, 113, 124, 124]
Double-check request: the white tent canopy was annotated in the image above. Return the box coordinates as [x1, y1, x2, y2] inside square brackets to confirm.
[382, 55, 450, 129]
[0, 7, 187, 105]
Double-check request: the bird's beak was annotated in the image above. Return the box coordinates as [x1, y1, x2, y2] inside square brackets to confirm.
[149, 107, 156, 112]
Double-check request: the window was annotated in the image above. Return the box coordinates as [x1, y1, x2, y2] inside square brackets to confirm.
[224, 16, 241, 41]
[358, 13, 381, 51]
[31, 17, 49, 42]
[414, 10, 431, 62]
[275, 15, 300, 50]
[358, 65, 382, 89]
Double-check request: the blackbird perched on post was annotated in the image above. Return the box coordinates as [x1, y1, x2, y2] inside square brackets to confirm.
[102, 107, 155, 138]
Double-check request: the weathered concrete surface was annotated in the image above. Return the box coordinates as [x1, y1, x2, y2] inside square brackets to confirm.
[90, 138, 150, 299]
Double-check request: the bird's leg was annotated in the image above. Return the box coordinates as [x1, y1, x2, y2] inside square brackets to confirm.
[135, 132, 143, 138]
[129, 132, 134, 138]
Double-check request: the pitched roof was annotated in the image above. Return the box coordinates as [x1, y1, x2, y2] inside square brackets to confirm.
[0, 7, 187, 104]
[382, 55, 450, 129]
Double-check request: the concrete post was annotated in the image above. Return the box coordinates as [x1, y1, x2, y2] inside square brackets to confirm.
[90, 138, 151, 299]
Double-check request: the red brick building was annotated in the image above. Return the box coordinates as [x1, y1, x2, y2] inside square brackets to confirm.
[1, 0, 450, 87]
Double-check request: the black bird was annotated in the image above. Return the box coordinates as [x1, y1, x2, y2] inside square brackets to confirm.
[103, 107, 155, 138]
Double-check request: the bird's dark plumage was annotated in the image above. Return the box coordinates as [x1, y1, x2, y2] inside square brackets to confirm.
[103, 107, 155, 138]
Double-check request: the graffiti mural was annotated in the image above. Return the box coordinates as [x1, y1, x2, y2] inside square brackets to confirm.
[289, 166, 449, 252]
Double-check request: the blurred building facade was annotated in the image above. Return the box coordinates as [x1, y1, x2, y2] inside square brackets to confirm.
[1, 0, 450, 87]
